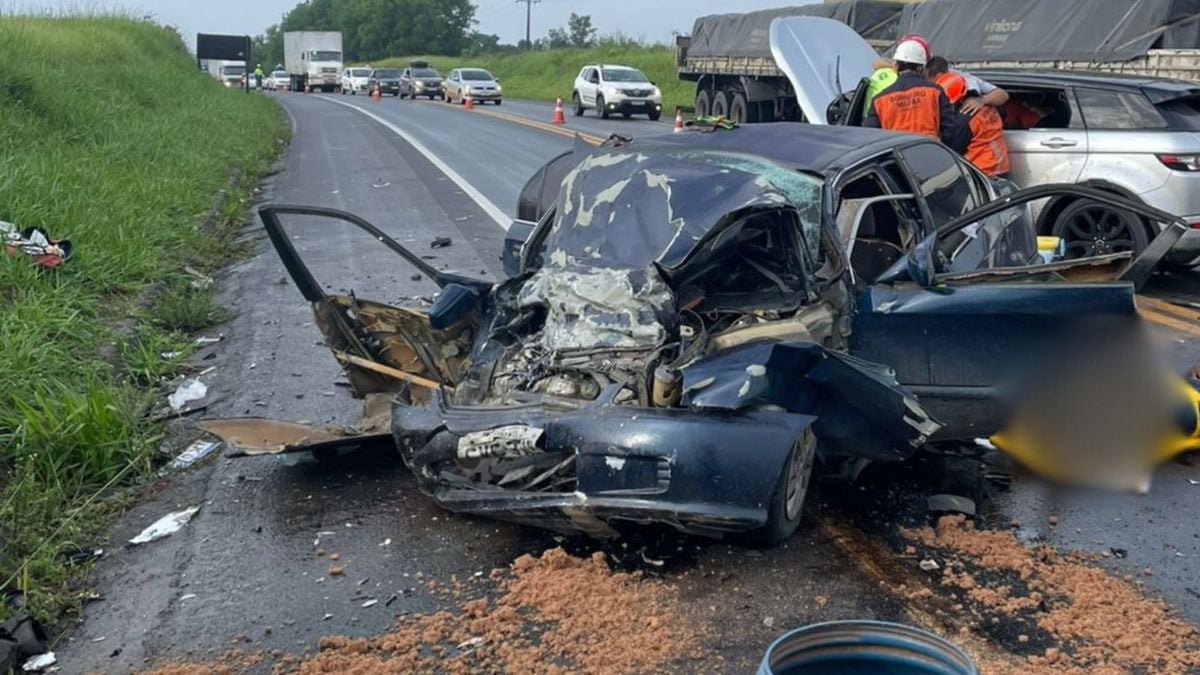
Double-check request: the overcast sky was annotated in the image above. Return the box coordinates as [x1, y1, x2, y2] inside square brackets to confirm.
[4, 0, 814, 49]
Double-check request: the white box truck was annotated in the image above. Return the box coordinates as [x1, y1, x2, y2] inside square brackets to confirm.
[284, 31, 343, 93]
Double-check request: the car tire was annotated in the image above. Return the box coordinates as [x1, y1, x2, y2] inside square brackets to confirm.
[622, 112, 632, 119]
[711, 90, 730, 119]
[1051, 199, 1150, 259]
[648, 109, 661, 121]
[744, 428, 816, 547]
[573, 92, 585, 116]
[694, 90, 711, 118]
[598, 95, 610, 119]
[495, 99, 502, 106]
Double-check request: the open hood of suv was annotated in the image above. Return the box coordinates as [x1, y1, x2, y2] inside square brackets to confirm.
[769, 16, 877, 125]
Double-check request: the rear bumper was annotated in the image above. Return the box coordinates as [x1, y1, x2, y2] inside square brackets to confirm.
[392, 391, 812, 538]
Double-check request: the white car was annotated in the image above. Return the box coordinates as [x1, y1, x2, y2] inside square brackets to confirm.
[340, 67, 372, 95]
[268, 70, 289, 91]
[572, 65, 663, 120]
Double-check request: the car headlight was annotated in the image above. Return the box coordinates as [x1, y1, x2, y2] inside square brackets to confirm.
[495, 84, 502, 92]
[605, 85, 620, 96]
[652, 86, 661, 97]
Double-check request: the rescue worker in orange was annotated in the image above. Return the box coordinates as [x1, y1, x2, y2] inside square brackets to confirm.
[865, 37, 969, 153]
[936, 73, 1010, 177]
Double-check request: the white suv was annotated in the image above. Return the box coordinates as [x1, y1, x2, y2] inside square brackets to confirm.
[340, 67, 372, 95]
[572, 65, 663, 120]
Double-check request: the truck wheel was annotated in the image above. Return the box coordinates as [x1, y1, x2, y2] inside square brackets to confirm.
[711, 91, 730, 119]
[730, 92, 751, 124]
[694, 90, 711, 118]
[745, 428, 816, 547]
[573, 92, 585, 116]
[597, 95, 610, 119]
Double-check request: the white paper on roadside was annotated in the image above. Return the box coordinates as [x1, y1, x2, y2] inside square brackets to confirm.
[129, 506, 201, 545]
[23, 652, 57, 672]
[167, 379, 207, 412]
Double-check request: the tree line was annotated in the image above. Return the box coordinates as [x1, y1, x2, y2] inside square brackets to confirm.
[252, 3, 646, 68]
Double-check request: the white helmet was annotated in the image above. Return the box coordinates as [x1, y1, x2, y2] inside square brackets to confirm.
[894, 38, 930, 66]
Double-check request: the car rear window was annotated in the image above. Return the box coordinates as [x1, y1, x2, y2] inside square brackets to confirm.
[1076, 88, 1167, 130]
[1156, 95, 1200, 131]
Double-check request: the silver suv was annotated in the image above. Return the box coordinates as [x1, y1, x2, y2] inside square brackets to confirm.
[973, 70, 1200, 268]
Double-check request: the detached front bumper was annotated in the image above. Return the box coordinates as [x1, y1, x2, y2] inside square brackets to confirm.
[392, 390, 813, 538]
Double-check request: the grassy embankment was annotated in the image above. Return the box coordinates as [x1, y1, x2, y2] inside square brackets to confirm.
[0, 16, 285, 623]
[373, 45, 694, 111]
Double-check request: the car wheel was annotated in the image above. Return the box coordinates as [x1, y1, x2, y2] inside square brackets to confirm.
[745, 428, 815, 547]
[494, 99, 502, 106]
[598, 95, 609, 119]
[573, 92, 585, 116]
[622, 112, 632, 119]
[648, 109, 662, 121]
[694, 90, 711, 118]
[1051, 199, 1149, 259]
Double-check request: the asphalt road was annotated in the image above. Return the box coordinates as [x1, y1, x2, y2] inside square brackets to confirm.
[56, 93, 1200, 673]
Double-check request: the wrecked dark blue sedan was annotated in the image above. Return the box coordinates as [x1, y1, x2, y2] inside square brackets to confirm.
[250, 124, 1196, 545]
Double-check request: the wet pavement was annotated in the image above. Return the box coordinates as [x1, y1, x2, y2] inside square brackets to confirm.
[55, 93, 1200, 673]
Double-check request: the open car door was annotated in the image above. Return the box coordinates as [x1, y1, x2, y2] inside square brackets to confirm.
[849, 184, 1188, 440]
[259, 205, 490, 398]
[769, 16, 876, 125]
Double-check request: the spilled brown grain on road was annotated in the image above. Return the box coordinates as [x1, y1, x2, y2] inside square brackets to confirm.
[141, 547, 703, 675]
[904, 515, 1200, 675]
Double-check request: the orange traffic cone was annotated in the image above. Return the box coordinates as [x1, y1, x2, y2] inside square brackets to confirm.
[673, 108, 684, 133]
[464, 90, 475, 110]
[371, 85, 381, 102]
[551, 97, 566, 124]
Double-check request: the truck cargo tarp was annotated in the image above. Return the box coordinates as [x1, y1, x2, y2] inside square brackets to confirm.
[688, 1, 905, 59]
[899, 0, 1200, 63]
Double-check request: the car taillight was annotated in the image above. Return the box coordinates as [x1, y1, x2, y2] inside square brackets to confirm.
[1157, 154, 1200, 171]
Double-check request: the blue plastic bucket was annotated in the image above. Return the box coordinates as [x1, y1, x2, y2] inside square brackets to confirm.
[758, 621, 978, 675]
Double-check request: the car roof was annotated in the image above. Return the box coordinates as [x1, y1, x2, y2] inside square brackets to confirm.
[972, 69, 1200, 96]
[631, 123, 926, 175]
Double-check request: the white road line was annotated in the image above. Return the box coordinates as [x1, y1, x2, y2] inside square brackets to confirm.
[318, 96, 511, 230]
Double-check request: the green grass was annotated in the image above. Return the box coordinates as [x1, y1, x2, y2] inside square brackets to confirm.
[0, 15, 286, 623]
[373, 45, 694, 111]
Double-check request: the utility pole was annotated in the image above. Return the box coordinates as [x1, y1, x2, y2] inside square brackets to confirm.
[517, 0, 540, 48]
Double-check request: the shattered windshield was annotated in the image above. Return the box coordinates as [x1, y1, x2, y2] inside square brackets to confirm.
[542, 149, 824, 271]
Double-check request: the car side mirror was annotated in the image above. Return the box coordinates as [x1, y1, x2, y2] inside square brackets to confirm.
[428, 283, 483, 330]
[906, 233, 937, 287]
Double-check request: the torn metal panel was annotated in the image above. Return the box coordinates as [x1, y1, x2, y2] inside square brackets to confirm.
[682, 341, 941, 461]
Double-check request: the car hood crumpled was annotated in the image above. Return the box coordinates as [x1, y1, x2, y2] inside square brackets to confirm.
[544, 148, 823, 271]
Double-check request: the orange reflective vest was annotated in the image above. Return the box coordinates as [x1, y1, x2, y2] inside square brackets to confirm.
[966, 106, 1010, 177]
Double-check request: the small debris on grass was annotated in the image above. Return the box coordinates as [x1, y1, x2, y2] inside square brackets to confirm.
[430, 236, 452, 248]
[918, 559, 940, 571]
[129, 506, 201, 545]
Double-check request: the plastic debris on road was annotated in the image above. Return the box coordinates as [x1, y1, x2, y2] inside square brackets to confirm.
[167, 379, 207, 412]
[129, 506, 201, 545]
[166, 440, 221, 472]
[430, 236, 452, 248]
[22, 652, 56, 672]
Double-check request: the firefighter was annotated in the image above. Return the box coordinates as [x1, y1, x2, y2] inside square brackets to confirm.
[936, 73, 1010, 178]
[865, 37, 969, 153]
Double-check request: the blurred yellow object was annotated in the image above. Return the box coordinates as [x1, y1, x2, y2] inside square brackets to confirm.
[1037, 236, 1062, 252]
[992, 372, 1200, 487]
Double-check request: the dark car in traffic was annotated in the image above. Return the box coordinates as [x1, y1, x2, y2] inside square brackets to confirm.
[367, 68, 401, 97]
[400, 61, 443, 100]
[245, 124, 1195, 545]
